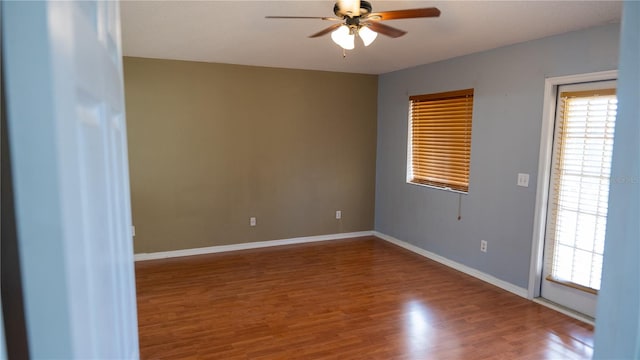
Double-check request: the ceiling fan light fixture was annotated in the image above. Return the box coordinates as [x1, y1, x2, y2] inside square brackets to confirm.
[267, 3, 442, 53]
[358, 26, 377, 46]
[331, 25, 355, 50]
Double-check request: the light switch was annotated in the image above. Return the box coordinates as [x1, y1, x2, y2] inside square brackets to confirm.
[517, 173, 530, 187]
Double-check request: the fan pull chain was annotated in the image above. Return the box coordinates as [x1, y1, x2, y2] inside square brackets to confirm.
[342, 48, 346, 58]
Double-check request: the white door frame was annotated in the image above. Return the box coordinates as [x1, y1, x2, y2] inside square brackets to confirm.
[3, 1, 139, 357]
[528, 70, 618, 299]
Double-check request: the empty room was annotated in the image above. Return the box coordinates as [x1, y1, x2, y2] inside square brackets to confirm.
[2, 1, 638, 359]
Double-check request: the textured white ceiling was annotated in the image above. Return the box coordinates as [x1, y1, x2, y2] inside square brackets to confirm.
[120, 1, 622, 75]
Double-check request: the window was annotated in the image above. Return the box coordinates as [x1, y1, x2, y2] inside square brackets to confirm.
[408, 89, 474, 193]
[545, 86, 617, 291]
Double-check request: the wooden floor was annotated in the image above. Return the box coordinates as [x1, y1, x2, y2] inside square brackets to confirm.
[136, 237, 594, 359]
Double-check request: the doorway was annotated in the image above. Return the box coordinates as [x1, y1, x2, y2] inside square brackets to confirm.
[529, 71, 618, 319]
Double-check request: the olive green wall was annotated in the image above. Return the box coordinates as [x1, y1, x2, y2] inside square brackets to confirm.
[123, 57, 377, 253]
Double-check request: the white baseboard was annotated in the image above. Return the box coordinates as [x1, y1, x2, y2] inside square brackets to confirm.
[135, 229, 528, 300]
[373, 231, 529, 299]
[134, 231, 374, 261]
[532, 298, 595, 326]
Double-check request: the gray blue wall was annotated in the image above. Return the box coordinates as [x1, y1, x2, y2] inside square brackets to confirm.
[375, 23, 620, 289]
[594, 2, 640, 358]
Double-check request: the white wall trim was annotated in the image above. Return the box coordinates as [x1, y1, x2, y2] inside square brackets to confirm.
[532, 298, 595, 326]
[528, 70, 618, 299]
[373, 231, 529, 298]
[134, 231, 374, 261]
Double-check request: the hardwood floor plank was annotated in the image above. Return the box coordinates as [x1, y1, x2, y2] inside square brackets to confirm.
[136, 237, 593, 359]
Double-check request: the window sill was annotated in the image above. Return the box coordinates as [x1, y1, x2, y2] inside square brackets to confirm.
[545, 275, 599, 295]
[406, 180, 468, 195]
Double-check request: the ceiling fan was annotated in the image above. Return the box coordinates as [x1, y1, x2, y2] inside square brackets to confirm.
[266, 0, 440, 50]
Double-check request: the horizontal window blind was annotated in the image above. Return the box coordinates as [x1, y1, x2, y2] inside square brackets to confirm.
[409, 89, 473, 192]
[546, 88, 617, 292]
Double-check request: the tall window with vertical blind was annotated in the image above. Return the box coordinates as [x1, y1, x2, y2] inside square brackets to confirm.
[408, 89, 473, 193]
[546, 87, 617, 292]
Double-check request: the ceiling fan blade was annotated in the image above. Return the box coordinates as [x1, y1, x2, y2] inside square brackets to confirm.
[265, 16, 341, 20]
[309, 23, 343, 38]
[368, 7, 440, 21]
[366, 22, 406, 38]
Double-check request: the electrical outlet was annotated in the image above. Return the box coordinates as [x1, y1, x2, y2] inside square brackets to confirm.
[480, 240, 487, 253]
[250, 217, 256, 227]
[517, 173, 530, 187]
[336, 210, 342, 220]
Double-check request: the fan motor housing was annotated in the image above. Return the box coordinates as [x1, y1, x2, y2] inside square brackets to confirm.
[334, 0, 372, 18]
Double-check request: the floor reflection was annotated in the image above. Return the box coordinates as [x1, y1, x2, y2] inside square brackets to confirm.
[542, 331, 594, 359]
[403, 299, 460, 359]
